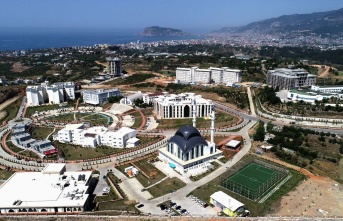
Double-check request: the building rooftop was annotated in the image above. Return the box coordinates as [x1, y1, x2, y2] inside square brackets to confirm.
[169, 126, 208, 154]
[210, 191, 244, 212]
[0, 165, 92, 209]
[83, 88, 120, 95]
[42, 163, 66, 174]
[65, 124, 84, 130]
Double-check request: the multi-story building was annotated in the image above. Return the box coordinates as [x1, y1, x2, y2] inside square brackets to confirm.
[82, 89, 121, 105]
[26, 85, 45, 106]
[193, 68, 211, 83]
[26, 81, 75, 106]
[154, 92, 213, 119]
[222, 68, 242, 84]
[311, 85, 343, 93]
[175, 67, 194, 83]
[106, 57, 122, 76]
[56, 124, 138, 148]
[142, 92, 165, 105]
[266, 68, 316, 90]
[176, 67, 242, 85]
[0, 164, 94, 214]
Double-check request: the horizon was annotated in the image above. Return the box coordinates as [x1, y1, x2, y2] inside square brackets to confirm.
[1, 0, 343, 33]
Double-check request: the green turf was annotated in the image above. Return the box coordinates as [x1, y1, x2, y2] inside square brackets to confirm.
[228, 163, 278, 191]
[222, 162, 286, 200]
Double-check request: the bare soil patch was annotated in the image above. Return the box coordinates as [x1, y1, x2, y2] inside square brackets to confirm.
[269, 176, 343, 217]
[11, 62, 30, 72]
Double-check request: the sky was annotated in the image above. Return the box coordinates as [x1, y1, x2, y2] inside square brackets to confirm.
[1, 0, 343, 33]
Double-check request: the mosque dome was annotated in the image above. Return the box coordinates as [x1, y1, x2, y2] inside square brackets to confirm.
[169, 125, 208, 154]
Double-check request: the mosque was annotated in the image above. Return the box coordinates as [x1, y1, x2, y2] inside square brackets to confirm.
[158, 99, 222, 175]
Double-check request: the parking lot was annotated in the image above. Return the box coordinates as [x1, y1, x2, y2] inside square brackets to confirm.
[158, 195, 217, 216]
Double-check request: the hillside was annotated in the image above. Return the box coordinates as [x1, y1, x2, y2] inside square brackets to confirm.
[141, 26, 191, 36]
[213, 8, 343, 35]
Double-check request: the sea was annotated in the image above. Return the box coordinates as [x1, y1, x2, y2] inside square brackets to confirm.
[0, 28, 205, 52]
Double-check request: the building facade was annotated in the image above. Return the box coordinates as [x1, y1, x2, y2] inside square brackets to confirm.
[26, 81, 75, 106]
[56, 124, 138, 148]
[210, 191, 244, 217]
[311, 85, 343, 93]
[154, 93, 213, 119]
[106, 57, 122, 76]
[287, 89, 341, 103]
[266, 68, 316, 90]
[82, 89, 121, 105]
[176, 67, 242, 85]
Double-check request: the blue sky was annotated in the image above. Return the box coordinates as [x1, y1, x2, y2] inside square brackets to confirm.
[1, 0, 343, 32]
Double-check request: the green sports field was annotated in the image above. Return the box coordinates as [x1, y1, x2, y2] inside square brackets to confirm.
[221, 162, 287, 200]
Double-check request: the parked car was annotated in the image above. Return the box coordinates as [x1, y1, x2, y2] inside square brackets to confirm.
[137, 204, 144, 208]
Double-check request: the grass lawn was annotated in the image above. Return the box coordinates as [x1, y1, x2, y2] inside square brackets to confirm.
[31, 127, 55, 140]
[0, 98, 22, 124]
[189, 161, 220, 182]
[77, 113, 109, 125]
[97, 199, 140, 213]
[141, 108, 154, 117]
[134, 160, 166, 187]
[0, 169, 14, 180]
[55, 135, 161, 160]
[148, 177, 186, 198]
[131, 111, 142, 128]
[26, 104, 60, 117]
[189, 155, 305, 216]
[157, 111, 238, 129]
[55, 142, 126, 160]
[117, 157, 167, 188]
[47, 113, 75, 121]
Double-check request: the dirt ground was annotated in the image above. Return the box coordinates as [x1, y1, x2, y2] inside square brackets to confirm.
[253, 153, 343, 217]
[311, 64, 334, 78]
[269, 176, 343, 217]
[11, 62, 30, 72]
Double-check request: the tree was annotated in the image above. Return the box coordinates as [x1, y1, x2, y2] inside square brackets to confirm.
[253, 121, 265, 142]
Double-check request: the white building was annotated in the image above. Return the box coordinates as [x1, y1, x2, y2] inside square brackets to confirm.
[154, 92, 213, 119]
[26, 81, 75, 106]
[287, 89, 341, 104]
[142, 92, 166, 105]
[56, 124, 138, 148]
[26, 85, 45, 106]
[0, 164, 94, 214]
[175, 67, 242, 85]
[311, 85, 343, 93]
[83, 88, 121, 105]
[120, 92, 143, 106]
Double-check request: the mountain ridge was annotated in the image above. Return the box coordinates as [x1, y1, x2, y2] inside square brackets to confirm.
[212, 8, 343, 35]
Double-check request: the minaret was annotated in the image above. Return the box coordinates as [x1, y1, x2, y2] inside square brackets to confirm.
[210, 105, 215, 144]
[192, 97, 196, 128]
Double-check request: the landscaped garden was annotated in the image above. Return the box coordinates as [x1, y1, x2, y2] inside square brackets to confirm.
[117, 157, 167, 188]
[148, 177, 186, 198]
[31, 127, 55, 140]
[26, 104, 60, 117]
